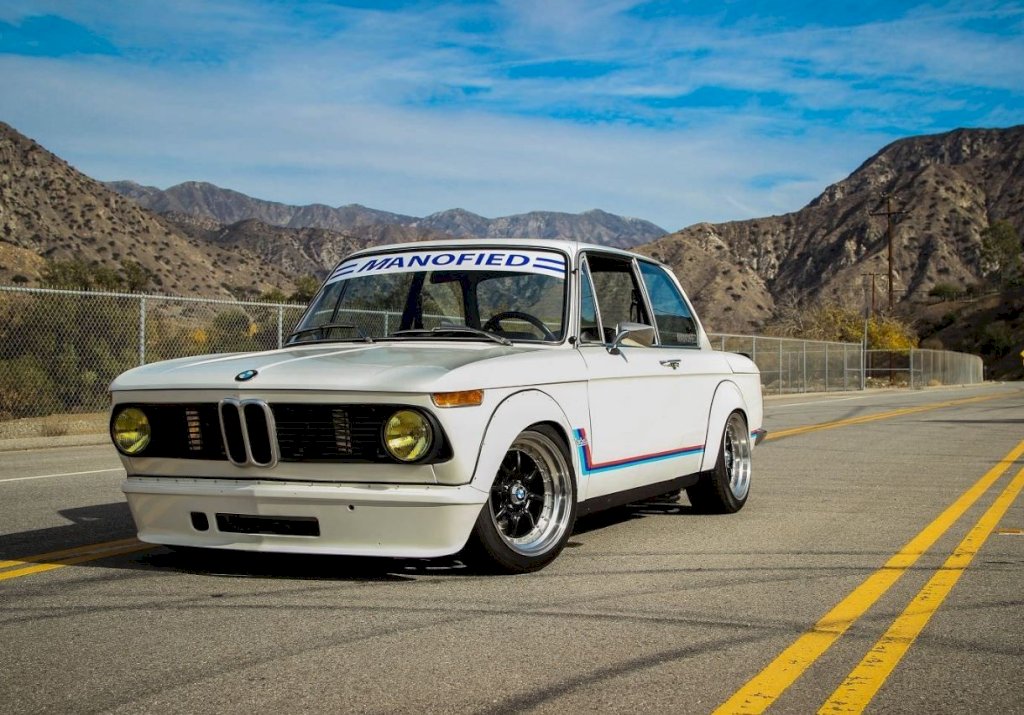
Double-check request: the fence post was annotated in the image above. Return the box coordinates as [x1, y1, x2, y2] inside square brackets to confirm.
[138, 296, 146, 366]
[802, 341, 807, 392]
[779, 340, 783, 395]
[909, 349, 915, 389]
[843, 344, 849, 390]
[860, 344, 866, 390]
[824, 343, 829, 393]
[277, 306, 284, 349]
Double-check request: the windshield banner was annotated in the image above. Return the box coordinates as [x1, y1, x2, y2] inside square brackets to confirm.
[326, 249, 568, 284]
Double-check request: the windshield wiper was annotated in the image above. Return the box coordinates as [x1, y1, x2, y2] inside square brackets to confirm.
[392, 325, 513, 347]
[286, 322, 374, 344]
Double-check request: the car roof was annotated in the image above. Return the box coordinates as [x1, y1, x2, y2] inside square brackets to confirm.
[345, 238, 663, 266]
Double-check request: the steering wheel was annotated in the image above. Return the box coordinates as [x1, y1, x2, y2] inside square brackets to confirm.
[482, 311, 556, 341]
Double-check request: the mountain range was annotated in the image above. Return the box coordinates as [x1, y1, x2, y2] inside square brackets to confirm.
[2, 120, 1022, 345]
[106, 180, 668, 249]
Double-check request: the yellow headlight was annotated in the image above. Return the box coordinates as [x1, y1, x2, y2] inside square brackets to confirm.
[112, 407, 151, 455]
[383, 410, 433, 462]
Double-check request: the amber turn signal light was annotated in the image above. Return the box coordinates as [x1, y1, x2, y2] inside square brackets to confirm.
[431, 389, 484, 408]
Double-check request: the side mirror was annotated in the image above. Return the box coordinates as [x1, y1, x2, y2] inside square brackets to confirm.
[607, 322, 655, 354]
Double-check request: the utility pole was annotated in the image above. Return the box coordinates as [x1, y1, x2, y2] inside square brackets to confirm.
[861, 271, 885, 318]
[870, 193, 905, 313]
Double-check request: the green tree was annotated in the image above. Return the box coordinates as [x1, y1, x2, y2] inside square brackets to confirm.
[260, 288, 288, 303]
[290, 275, 321, 303]
[927, 282, 960, 302]
[92, 265, 123, 291]
[41, 259, 94, 289]
[121, 261, 152, 293]
[980, 220, 1023, 286]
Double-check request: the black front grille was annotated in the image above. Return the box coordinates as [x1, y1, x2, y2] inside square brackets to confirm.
[124, 404, 225, 460]
[273, 404, 391, 462]
[121, 402, 449, 464]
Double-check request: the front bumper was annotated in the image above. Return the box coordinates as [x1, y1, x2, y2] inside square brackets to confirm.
[122, 476, 486, 558]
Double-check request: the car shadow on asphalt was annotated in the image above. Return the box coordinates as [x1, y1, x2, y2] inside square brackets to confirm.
[570, 495, 696, 538]
[3, 496, 699, 583]
[0, 501, 136, 561]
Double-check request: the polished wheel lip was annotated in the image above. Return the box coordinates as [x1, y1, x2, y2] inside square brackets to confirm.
[724, 414, 752, 500]
[488, 431, 572, 557]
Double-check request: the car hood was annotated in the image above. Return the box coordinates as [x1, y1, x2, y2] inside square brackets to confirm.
[109, 342, 557, 393]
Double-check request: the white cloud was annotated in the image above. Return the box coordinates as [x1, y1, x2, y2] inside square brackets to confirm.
[0, 0, 1020, 231]
[0, 52, 881, 230]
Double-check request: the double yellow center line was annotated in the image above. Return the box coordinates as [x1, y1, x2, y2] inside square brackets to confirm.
[715, 437, 1024, 714]
[0, 537, 153, 582]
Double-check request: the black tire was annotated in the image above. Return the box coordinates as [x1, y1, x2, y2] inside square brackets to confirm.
[687, 411, 752, 514]
[463, 424, 577, 573]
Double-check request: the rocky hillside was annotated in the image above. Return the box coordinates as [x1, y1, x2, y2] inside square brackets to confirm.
[0, 123, 299, 298]
[653, 126, 1024, 327]
[162, 212, 451, 282]
[107, 181, 667, 248]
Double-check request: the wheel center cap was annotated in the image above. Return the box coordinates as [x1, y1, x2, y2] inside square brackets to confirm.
[510, 483, 528, 505]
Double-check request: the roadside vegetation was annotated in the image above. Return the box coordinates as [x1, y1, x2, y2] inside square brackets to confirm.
[0, 259, 311, 420]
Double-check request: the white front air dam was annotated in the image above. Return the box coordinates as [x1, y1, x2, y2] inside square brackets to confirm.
[122, 477, 486, 558]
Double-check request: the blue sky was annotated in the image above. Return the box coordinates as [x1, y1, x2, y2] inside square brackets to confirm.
[1, 1, 1022, 231]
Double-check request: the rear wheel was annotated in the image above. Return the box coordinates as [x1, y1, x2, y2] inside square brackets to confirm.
[464, 425, 577, 573]
[687, 411, 751, 514]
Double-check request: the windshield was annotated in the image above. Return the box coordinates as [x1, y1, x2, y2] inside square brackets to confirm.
[289, 247, 568, 345]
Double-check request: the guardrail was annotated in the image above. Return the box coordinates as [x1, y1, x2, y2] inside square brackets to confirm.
[0, 285, 984, 420]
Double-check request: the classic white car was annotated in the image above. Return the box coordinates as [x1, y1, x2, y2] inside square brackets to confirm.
[109, 240, 765, 572]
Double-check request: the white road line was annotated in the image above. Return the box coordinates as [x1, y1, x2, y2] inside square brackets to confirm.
[0, 468, 124, 483]
[770, 386, 994, 409]
[772, 394, 878, 408]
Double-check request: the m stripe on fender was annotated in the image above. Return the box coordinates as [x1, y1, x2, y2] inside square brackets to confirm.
[573, 428, 704, 475]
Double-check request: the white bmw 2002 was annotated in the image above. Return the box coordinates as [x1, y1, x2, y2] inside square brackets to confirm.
[110, 240, 766, 572]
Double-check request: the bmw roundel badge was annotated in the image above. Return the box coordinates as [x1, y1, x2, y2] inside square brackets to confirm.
[235, 369, 258, 382]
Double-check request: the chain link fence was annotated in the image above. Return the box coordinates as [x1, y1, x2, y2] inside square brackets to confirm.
[708, 334, 866, 394]
[0, 286, 986, 421]
[0, 286, 307, 420]
[708, 333, 984, 394]
[864, 349, 985, 388]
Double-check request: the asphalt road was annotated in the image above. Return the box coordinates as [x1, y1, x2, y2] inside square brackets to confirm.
[2, 383, 1022, 714]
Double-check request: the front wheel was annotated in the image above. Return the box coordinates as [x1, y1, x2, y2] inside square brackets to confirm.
[464, 425, 577, 573]
[687, 411, 752, 514]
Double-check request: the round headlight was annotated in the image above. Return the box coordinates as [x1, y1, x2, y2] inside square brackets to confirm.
[383, 409, 433, 462]
[112, 407, 151, 455]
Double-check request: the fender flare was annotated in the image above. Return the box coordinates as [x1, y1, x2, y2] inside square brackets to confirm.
[699, 380, 749, 473]
[468, 389, 575, 497]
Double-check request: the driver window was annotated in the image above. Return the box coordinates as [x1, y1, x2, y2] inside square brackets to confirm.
[638, 262, 699, 348]
[585, 254, 651, 343]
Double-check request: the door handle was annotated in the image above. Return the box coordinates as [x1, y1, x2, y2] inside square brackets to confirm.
[660, 359, 681, 370]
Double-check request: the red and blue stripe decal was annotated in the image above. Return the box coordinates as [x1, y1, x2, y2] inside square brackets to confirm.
[573, 428, 704, 476]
